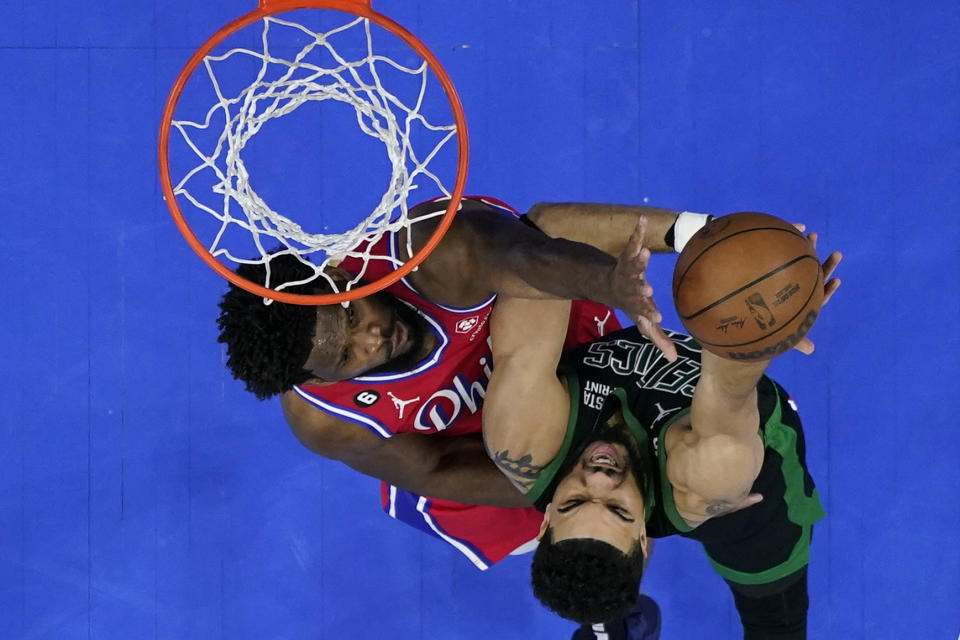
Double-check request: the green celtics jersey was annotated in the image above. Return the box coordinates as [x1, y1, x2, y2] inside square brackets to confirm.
[527, 326, 825, 587]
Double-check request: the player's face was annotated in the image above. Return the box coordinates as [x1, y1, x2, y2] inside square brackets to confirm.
[541, 440, 648, 556]
[302, 291, 431, 382]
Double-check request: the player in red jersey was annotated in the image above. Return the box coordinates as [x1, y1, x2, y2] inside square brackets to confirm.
[216, 196, 699, 567]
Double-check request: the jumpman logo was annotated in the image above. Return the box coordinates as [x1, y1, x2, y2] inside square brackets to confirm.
[653, 402, 681, 424]
[594, 310, 612, 335]
[388, 392, 421, 419]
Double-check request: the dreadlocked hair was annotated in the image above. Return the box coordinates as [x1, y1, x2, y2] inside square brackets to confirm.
[531, 528, 645, 625]
[216, 254, 332, 400]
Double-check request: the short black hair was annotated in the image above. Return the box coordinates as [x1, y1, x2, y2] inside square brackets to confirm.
[216, 254, 331, 400]
[531, 528, 645, 625]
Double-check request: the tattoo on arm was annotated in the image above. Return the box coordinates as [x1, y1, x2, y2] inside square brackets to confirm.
[704, 500, 737, 517]
[492, 450, 545, 492]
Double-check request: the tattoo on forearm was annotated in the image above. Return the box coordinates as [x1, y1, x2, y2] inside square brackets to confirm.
[704, 500, 736, 517]
[492, 450, 544, 491]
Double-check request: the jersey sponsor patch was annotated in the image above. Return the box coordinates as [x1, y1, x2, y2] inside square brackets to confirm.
[455, 315, 479, 334]
[582, 379, 612, 410]
[354, 390, 381, 408]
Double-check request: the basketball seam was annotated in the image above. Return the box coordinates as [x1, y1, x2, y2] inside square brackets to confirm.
[680, 254, 818, 321]
[692, 267, 822, 348]
[674, 227, 805, 293]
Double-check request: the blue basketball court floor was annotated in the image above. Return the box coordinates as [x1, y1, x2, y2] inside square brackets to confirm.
[1, 1, 958, 638]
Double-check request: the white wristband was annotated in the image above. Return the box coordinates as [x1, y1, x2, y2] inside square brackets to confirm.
[673, 211, 713, 253]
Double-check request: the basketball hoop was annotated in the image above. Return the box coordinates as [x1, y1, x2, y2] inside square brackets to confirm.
[158, 0, 468, 305]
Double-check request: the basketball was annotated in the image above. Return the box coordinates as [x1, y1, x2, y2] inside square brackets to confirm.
[672, 212, 823, 361]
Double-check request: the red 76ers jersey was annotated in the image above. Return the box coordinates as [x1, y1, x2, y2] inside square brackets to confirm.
[293, 197, 618, 438]
[294, 268, 497, 437]
[291, 197, 621, 569]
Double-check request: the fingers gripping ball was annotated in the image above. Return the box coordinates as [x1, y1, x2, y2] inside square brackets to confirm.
[672, 212, 823, 361]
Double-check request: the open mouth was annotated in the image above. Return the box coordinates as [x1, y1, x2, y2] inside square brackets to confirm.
[584, 443, 623, 472]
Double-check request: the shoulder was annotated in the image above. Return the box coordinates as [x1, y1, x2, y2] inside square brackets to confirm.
[402, 198, 527, 307]
[281, 390, 382, 461]
[665, 427, 764, 526]
[404, 197, 517, 254]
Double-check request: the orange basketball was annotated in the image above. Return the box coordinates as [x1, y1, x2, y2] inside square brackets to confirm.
[672, 212, 823, 361]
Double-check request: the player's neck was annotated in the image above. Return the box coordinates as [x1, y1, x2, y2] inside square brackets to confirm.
[416, 330, 439, 360]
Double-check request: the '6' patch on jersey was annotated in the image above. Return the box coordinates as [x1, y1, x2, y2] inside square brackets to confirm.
[354, 390, 380, 408]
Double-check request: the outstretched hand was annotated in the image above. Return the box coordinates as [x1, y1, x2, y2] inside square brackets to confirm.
[794, 231, 843, 355]
[613, 217, 678, 361]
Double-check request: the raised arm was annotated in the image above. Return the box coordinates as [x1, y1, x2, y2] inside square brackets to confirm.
[406, 202, 678, 360]
[482, 219, 675, 490]
[674, 238, 843, 522]
[664, 351, 771, 523]
[527, 202, 712, 255]
[482, 297, 573, 494]
[691, 351, 769, 439]
[282, 391, 530, 508]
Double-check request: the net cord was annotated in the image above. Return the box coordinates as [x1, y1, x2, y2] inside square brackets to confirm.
[169, 13, 457, 302]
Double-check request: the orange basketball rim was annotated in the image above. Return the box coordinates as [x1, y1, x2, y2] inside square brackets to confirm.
[158, 0, 469, 305]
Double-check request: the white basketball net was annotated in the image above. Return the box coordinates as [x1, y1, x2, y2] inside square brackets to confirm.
[170, 13, 458, 296]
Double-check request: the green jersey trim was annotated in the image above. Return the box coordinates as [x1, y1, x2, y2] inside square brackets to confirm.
[763, 396, 826, 528]
[610, 387, 657, 520]
[708, 524, 813, 585]
[525, 372, 584, 504]
[654, 408, 695, 533]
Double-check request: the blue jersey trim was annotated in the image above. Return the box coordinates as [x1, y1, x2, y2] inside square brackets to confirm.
[426, 293, 497, 315]
[292, 386, 392, 439]
[385, 488, 492, 570]
[352, 300, 450, 383]
[473, 196, 519, 216]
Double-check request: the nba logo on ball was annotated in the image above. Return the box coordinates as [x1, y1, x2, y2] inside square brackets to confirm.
[745, 293, 775, 330]
[672, 212, 824, 361]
